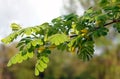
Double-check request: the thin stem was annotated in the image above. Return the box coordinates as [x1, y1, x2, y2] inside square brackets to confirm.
[70, 19, 120, 38]
[31, 34, 38, 38]
[104, 19, 120, 26]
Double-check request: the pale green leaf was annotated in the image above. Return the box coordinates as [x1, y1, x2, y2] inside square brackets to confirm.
[24, 28, 32, 35]
[35, 68, 39, 76]
[42, 56, 49, 63]
[39, 60, 47, 69]
[37, 64, 44, 72]
[7, 61, 12, 67]
[26, 43, 31, 49]
[48, 33, 69, 45]
[22, 54, 28, 60]
[11, 23, 21, 31]
[27, 52, 34, 58]
[31, 39, 43, 47]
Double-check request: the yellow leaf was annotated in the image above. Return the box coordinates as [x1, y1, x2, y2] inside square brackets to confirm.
[49, 45, 56, 50]
[72, 23, 76, 29]
[69, 47, 75, 54]
[81, 29, 88, 36]
[38, 46, 45, 53]
[81, 29, 88, 33]
[81, 33, 85, 36]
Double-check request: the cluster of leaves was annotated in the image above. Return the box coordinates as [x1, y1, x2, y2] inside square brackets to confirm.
[1, 0, 120, 76]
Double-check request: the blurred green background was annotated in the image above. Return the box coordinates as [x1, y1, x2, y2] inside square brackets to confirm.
[1, 0, 120, 79]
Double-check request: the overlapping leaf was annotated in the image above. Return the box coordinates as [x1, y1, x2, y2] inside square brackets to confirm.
[35, 56, 49, 76]
[48, 33, 69, 45]
[7, 51, 34, 67]
[78, 41, 94, 61]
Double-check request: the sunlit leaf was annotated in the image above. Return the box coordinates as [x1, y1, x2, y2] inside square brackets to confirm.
[37, 64, 44, 72]
[48, 33, 69, 45]
[10, 23, 21, 31]
[24, 28, 32, 35]
[27, 52, 34, 58]
[42, 56, 49, 63]
[31, 39, 43, 47]
[35, 68, 39, 76]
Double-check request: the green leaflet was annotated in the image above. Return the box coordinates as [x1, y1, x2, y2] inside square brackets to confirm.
[1, 23, 47, 44]
[67, 35, 94, 61]
[42, 56, 49, 63]
[92, 27, 109, 38]
[78, 41, 94, 61]
[27, 52, 34, 58]
[40, 23, 50, 30]
[99, 0, 109, 7]
[35, 68, 39, 76]
[7, 53, 21, 67]
[31, 39, 43, 47]
[1, 31, 19, 44]
[37, 64, 44, 72]
[48, 33, 69, 45]
[40, 60, 47, 69]
[10, 23, 22, 31]
[35, 56, 49, 76]
[7, 51, 34, 67]
[95, 14, 108, 23]
[24, 28, 32, 35]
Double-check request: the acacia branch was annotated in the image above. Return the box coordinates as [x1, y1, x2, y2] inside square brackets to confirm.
[70, 19, 120, 38]
[104, 19, 120, 26]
